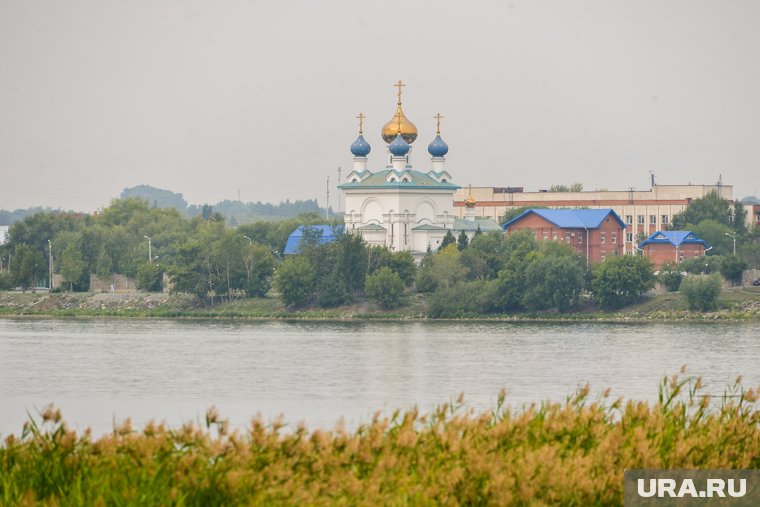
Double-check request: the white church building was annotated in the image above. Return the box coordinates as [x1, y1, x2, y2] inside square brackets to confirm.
[339, 81, 500, 257]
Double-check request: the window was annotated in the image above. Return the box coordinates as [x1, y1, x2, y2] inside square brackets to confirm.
[649, 215, 657, 225]
[625, 215, 633, 225]
[626, 232, 633, 243]
[552, 232, 558, 241]
[637, 215, 645, 224]
[601, 255, 606, 262]
[578, 234, 583, 244]
[626, 251, 633, 256]
[662, 214, 669, 224]
[611, 233, 617, 244]
[543, 232, 549, 241]
[600, 233, 606, 244]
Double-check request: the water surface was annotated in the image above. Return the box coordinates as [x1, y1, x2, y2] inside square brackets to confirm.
[1, 318, 758, 436]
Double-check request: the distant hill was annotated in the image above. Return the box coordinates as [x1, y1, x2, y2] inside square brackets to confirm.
[121, 185, 188, 211]
[0, 207, 60, 225]
[124, 185, 325, 224]
[0, 185, 327, 226]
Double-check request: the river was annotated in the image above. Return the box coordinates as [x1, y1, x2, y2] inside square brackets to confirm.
[1, 318, 758, 436]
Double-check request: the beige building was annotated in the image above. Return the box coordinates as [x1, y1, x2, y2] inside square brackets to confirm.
[454, 184, 733, 255]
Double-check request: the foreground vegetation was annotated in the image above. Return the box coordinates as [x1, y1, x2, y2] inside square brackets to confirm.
[1, 373, 758, 505]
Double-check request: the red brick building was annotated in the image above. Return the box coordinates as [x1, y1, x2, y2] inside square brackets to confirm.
[638, 231, 710, 268]
[502, 209, 625, 264]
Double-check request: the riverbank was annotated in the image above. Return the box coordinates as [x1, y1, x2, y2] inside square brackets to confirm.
[1, 288, 760, 321]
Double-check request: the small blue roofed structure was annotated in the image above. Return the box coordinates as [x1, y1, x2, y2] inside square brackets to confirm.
[283, 225, 344, 255]
[638, 231, 709, 248]
[501, 208, 626, 230]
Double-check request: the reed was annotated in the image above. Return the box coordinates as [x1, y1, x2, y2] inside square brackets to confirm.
[1, 372, 758, 506]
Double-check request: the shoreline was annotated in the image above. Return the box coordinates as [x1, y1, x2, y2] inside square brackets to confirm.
[1, 289, 759, 323]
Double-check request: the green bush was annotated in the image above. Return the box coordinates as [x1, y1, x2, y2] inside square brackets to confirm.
[591, 256, 655, 310]
[136, 262, 163, 292]
[364, 267, 404, 309]
[679, 274, 722, 311]
[658, 262, 683, 292]
[275, 256, 315, 307]
[719, 255, 747, 286]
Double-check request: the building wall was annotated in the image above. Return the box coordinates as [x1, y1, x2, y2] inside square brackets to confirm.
[344, 188, 456, 252]
[455, 184, 733, 255]
[504, 213, 624, 263]
[642, 243, 706, 269]
[747, 204, 760, 230]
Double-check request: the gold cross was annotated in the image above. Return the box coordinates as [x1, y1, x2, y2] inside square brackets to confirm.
[395, 80, 405, 103]
[434, 113, 444, 134]
[356, 112, 365, 134]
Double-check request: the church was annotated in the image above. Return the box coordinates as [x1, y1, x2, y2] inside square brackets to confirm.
[339, 81, 501, 258]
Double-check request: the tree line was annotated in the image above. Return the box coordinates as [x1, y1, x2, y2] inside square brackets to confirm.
[1, 191, 758, 315]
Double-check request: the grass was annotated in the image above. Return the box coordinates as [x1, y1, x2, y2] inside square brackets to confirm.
[1, 372, 758, 506]
[0, 287, 759, 321]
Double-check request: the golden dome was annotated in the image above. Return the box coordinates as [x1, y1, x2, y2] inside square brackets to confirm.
[464, 186, 477, 208]
[381, 80, 418, 144]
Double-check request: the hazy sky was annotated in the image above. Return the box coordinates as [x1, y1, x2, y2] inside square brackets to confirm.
[1, 0, 758, 212]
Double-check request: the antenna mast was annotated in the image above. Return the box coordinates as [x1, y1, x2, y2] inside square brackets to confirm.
[326, 176, 330, 220]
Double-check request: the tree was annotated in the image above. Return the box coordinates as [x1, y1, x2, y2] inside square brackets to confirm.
[680, 275, 722, 311]
[11, 243, 45, 292]
[671, 191, 732, 229]
[457, 231, 469, 250]
[591, 256, 655, 310]
[658, 261, 683, 292]
[680, 255, 722, 275]
[439, 230, 456, 250]
[690, 220, 734, 256]
[417, 244, 466, 291]
[59, 243, 86, 291]
[244, 244, 277, 297]
[719, 255, 747, 286]
[522, 255, 586, 313]
[168, 240, 210, 299]
[365, 267, 405, 309]
[137, 262, 163, 292]
[275, 256, 315, 307]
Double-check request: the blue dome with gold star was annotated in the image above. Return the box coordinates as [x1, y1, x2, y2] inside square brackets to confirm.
[350, 135, 371, 156]
[388, 133, 410, 156]
[428, 134, 449, 157]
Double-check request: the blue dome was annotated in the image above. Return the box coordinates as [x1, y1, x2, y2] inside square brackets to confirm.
[350, 134, 371, 156]
[428, 134, 449, 157]
[388, 133, 410, 156]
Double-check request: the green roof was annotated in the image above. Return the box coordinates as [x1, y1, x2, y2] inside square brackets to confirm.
[411, 224, 446, 231]
[339, 169, 459, 190]
[453, 217, 502, 232]
[356, 223, 386, 231]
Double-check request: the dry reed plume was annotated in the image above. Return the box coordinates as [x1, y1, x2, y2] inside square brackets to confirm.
[1, 372, 758, 506]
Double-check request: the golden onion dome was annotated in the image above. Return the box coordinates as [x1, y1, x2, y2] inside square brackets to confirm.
[381, 80, 417, 144]
[382, 105, 418, 144]
[464, 186, 477, 208]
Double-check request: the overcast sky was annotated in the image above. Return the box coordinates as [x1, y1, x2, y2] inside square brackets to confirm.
[1, 0, 758, 212]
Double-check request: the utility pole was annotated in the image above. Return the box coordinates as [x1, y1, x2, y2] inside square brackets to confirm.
[326, 176, 330, 221]
[725, 232, 736, 255]
[337, 166, 342, 213]
[47, 239, 53, 290]
[144, 235, 152, 262]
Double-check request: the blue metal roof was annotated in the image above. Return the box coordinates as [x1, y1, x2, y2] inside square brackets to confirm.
[502, 208, 626, 230]
[283, 225, 344, 254]
[638, 230, 710, 248]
